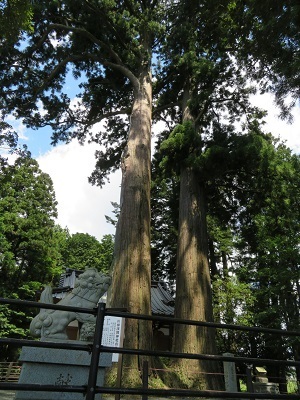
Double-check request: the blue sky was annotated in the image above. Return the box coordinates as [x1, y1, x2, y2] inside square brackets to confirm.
[18, 126, 53, 157]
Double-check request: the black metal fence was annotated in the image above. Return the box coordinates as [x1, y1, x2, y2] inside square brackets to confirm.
[0, 296, 299, 399]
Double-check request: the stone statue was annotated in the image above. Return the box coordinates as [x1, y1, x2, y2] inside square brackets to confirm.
[30, 268, 111, 340]
[79, 321, 97, 341]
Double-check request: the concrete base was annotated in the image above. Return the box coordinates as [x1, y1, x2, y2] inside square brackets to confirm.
[253, 382, 280, 396]
[15, 345, 112, 400]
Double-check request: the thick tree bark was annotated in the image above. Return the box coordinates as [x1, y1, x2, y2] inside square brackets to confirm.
[172, 86, 223, 390]
[109, 63, 152, 385]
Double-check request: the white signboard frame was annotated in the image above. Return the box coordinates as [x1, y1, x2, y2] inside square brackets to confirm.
[101, 316, 125, 362]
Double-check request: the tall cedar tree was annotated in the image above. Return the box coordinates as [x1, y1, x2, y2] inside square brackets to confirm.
[156, 1, 258, 389]
[0, 0, 165, 384]
[154, 0, 300, 389]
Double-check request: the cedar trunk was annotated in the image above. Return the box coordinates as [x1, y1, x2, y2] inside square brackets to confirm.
[172, 87, 223, 390]
[109, 64, 152, 385]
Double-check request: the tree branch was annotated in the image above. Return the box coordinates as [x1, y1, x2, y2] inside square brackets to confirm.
[153, 101, 180, 117]
[195, 99, 211, 124]
[35, 53, 138, 94]
[30, 24, 139, 90]
[86, 108, 131, 127]
[49, 23, 123, 65]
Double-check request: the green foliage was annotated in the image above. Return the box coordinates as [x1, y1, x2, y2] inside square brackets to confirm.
[159, 121, 201, 172]
[0, 122, 17, 152]
[235, 144, 300, 330]
[236, 0, 300, 116]
[0, 0, 299, 376]
[105, 201, 119, 227]
[207, 215, 233, 256]
[152, 119, 281, 283]
[212, 276, 255, 352]
[220, 142, 300, 380]
[0, 0, 33, 43]
[59, 232, 114, 272]
[98, 234, 114, 272]
[0, 154, 114, 360]
[151, 174, 179, 283]
[287, 379, 299, 394]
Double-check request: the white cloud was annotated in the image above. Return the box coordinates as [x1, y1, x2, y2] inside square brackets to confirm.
[6, 115, 28, 140]
[251, 93, 300, 154]
[37, 140, 120, 240]
[37, 100, 48, 117]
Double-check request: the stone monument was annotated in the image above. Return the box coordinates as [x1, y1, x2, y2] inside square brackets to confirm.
[16, 268, 112, 400]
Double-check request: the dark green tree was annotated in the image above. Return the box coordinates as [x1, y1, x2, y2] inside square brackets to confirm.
[153, 117, 300, 390]
[232, 144, 300, 391]
[0, 156, 59, 291]
[1, 0, 300, 385]
[0, 154, 60, 360]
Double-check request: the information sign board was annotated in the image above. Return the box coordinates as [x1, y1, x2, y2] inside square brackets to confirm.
[101, 316, 125, 362]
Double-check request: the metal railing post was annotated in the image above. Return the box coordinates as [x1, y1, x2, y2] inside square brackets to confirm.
[142, 360, 149, 400]
[86, 302, 106, 400]
[246, 366, 254, 400]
